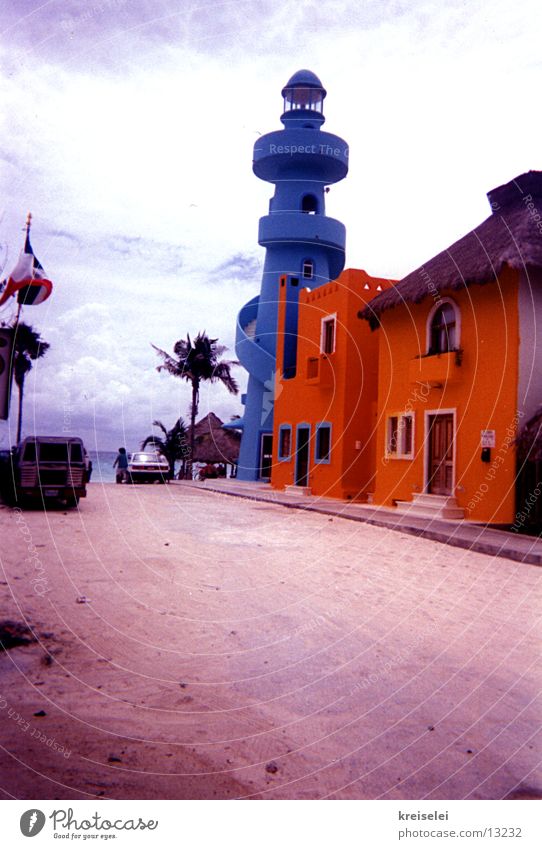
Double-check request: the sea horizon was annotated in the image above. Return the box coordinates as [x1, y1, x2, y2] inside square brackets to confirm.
[88, 450, 118, 484]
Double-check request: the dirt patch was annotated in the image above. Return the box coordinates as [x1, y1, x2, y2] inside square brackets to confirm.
[0, 620, 37, 651]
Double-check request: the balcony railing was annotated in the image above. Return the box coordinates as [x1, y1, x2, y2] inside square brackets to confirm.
[305, 355, 334, 387]
[409, 349, 463, 386]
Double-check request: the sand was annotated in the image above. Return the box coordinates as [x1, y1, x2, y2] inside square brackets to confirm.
[0, 482, 540, 800]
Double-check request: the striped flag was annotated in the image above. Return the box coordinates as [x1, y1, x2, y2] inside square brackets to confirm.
[0, 221, 53, 307]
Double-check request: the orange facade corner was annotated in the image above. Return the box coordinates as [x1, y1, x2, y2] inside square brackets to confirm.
[272, 268, 395, 501]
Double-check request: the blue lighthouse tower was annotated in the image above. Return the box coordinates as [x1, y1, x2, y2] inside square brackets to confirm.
[234, 70, 349, 481]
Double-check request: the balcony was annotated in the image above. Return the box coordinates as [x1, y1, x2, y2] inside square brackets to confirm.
[258, 213, 346, 252]
[305, 355, 334, 387]
[408, 350, 462, 387]
[235, 295, 275, 386]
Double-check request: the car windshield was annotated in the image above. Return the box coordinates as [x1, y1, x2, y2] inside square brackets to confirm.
[131, 453, 165, 463]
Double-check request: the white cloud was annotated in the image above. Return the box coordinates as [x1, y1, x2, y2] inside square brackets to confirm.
[1, 0, 540, 447]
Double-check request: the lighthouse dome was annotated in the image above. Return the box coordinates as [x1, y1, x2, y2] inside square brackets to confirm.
[281, 69, 326, 126]
[281, 69, 327, 96]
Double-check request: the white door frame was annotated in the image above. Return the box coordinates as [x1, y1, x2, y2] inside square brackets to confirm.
[423, 408, 457, 495]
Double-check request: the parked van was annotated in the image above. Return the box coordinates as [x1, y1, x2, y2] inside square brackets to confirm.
[7, 436, 88, 507]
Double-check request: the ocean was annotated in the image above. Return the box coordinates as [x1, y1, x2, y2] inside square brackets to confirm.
[88, 450, 119, 484]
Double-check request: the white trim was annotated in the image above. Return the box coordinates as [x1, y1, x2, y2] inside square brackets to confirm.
[385, 411, 415, 460]
[320, 313, 337, 354]
[425, 297, 461, 353]
[423, 407, 457, 494]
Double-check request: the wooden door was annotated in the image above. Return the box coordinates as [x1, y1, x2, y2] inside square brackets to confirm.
[295, 427, 310, 487]
[427, 414, 454, 495]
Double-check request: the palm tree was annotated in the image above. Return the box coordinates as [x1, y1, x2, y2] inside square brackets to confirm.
[13, 322, 50, 444]
[152, 332, 239, 476]
[141, 417, 188, 479]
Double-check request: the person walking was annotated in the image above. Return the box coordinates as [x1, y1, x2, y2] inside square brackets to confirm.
[113, 447, 129, 484]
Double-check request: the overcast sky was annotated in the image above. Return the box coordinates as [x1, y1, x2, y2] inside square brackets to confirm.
[0, 0, 540, 450]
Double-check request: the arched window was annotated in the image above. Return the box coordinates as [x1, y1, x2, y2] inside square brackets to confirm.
[429, 301, 458, 354]
[301, 194, 318, 214]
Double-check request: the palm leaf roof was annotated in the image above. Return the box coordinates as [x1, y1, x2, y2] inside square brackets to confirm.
[190, 412, 241, 464]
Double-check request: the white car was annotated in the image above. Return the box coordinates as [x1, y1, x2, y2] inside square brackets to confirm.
[127, 451, 169, 484]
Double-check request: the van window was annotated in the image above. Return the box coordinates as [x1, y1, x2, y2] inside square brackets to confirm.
[70, 443, 83, 463]
[23, 442, 36, 462]
[40, 443, 69, 462]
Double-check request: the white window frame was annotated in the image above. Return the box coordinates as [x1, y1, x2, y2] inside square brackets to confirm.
[302, 259, 314, 280]
[320, 313, 337, 355]
[385, 412, 415, 460]
[426, 297, 461, 355]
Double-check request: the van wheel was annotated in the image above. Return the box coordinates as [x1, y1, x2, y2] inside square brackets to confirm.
[66, 495, 80, 508]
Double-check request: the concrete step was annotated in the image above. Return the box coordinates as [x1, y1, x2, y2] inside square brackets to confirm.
[284, 485, 312, 497]
[395, 493, 465, 520]
[395, 504, 465, 520]
[412, 493, 458, 508]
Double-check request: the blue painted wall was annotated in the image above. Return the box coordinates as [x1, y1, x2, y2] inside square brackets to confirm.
[234, 70, 349, 481]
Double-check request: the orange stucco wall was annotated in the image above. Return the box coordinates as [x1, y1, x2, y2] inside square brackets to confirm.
[272, 268, 393, 500]
[372, 266, 520, 523]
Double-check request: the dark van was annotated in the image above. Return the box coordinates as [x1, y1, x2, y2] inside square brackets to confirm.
[6, 436, 88, 507]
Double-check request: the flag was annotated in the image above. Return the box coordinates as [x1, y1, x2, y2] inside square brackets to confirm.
[0, 224, 53, 307]
[16, 228, 53, 306]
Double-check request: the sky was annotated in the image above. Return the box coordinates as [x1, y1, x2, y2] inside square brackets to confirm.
[0, 0, 541, 450]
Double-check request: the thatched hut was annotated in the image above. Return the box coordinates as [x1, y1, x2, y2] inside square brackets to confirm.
[190, 412, 241, 475]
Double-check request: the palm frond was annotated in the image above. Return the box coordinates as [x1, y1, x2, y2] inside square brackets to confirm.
[151, 420, 169, 438]
[211, 361, 239, 394]
[141, 435, 165, 451]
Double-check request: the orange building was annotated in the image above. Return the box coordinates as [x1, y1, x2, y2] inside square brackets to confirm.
[271, 268, 394, 500]
[360, 171, 542, 523]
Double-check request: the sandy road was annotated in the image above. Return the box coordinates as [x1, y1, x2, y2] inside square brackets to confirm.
[0, 482, 541, 800]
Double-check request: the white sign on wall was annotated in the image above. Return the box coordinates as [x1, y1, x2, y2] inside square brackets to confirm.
[480, 429, 496, 448]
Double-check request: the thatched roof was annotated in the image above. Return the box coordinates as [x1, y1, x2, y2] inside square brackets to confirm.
[190, 412, 241, 464]
[360, 171, 542, 328]
[516, 407, 542, 463]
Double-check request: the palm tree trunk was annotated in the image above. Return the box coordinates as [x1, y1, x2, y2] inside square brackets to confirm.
[16, 379, 24, 444]
[189, 380, 198, 478]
